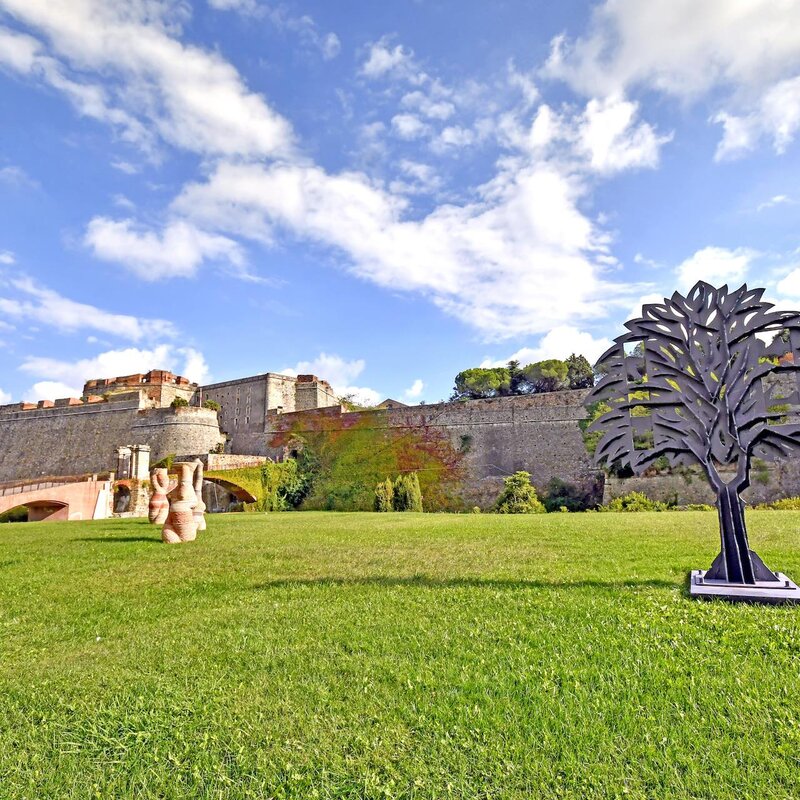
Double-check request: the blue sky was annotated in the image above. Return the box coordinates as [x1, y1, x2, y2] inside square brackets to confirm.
[2, 0, 800, 406]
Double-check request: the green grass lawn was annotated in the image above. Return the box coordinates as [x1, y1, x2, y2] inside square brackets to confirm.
[1, 511, 799, 799]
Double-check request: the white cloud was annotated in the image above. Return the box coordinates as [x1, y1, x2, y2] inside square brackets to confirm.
[675, 246, 756, 290]
[112, 193, 136, 211]
[360, 37, 419, 81]
[391, 113, 430, 140]
[506, 97, 669, 174]
[482, 325, 612, 368]
[0, 250, 15, 264]
[544, 0, 800, 158]
[389, 160, 442, 195]
[110, 160, 139, 175]
[576, 96, 670, 173]
[208, 0, 258, 11]
[431, 125, 475, 152]
[0, 163, 38, 189]
[84, 217, 245, 279]
[25, 381, 81, 402]
[403, 379, 424, 400]
[757, 194, 792, 212]
[279, 352, 381, 406]
[0, 4, 294, 160]
[401, 90, 454, 120]
[20, 344, 211, 401]
[170, 158, 640, 340]
[0, 387, 11, 404]
[776, 266, 800, 298]
[0, 275, 177, 341]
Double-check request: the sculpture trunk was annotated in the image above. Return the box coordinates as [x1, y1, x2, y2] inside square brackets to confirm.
[714, 483, 754, 584]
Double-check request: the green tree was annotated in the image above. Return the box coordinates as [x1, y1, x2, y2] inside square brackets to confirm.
[393, 474, 410, 511]
[494, 471, 546, 514]
[374, 477, 394, 512]
[565, 354, 594, 389]
[451, 367, 510, 400]
[522, 359, 568, 393]
[170, 396, 189, 408]
[507, 360, 527, 395]
[405, 472, 423, 511]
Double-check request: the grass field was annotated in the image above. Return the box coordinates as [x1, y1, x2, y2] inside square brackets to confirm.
[1, 511, 799, 799]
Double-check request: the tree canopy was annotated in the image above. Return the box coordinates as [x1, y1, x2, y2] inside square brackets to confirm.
[451, 354, 594, 400]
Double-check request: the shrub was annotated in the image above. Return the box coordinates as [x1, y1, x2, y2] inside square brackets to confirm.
[543, 477, 594, 512]
[150, 453, 176, 471]
[684, 503, 715, 512]
[756, 496, 800, 510]
[495, 471, 546, 514]
[374, 478, 394, 512]
[393, 473, 423, 512]
[202, 399, 221, 411]
[170, 396, 189, 409]
[600, 491, 670, 512]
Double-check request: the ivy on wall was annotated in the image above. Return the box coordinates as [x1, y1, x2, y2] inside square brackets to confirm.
[270, 410, 467, 511]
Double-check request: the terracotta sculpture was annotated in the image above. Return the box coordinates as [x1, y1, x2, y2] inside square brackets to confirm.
[161, 461, 199, 543]
[193, 458, 206, 532]
[148, 467, 170, 525]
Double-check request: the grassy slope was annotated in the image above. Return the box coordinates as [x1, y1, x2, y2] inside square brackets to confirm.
[1, 512, 799, 799]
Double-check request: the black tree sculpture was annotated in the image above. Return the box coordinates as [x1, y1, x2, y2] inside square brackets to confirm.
[588, 281, 800, 597]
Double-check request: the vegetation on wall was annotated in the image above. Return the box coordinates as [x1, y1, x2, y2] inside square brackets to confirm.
[170, 397, 189, 409]
[202, 399, 221, 411]
[270, 411, 466, 511]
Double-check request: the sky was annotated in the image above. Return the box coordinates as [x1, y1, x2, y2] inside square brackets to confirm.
[2, 1, 800, 407]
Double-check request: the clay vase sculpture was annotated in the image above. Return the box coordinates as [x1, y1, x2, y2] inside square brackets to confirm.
[161, 462, 199, 544]
[193, 458, 207, 532]
[148, 467, 170, 525]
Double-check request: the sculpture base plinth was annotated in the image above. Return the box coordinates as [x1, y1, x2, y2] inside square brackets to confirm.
[690, 570, 800, 604]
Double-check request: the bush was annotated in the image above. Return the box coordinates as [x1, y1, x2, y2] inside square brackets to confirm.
[374, 478, 394, 512]
[543, 477, 594, 512]
[684, 503, 715, 512]
[393, 473, 423, 512]
[202, 399, 221, 411]
[170, 396, 189, 409]
[756, 496, 800, 510]
[599, 491, 670, 512]
[495, 471, 546, 514]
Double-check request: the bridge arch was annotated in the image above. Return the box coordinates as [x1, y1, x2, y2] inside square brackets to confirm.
[201, 476, 257, 512]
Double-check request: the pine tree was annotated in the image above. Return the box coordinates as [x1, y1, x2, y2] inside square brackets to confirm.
[406, 472, 423, 511]
[374, 477, 394, 512]
[393, 474, 409, 511]
[494, 471, 546, 514]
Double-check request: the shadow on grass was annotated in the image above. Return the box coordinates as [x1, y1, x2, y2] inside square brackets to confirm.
[72, 536, 162, 544]
[254, 575, 681, 592]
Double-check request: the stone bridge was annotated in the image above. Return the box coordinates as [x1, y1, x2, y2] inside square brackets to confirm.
[0, 476, 113, 522]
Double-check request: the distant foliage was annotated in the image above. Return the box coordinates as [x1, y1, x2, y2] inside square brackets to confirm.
[202, 399, 221, 411]
[374, 478, 394, 512]
[522, 359, 568, 393]
[600, 492, 671, 512]
[170, 396, 189, 408]
[451, 355, 593, 400]
[684, 503, 715, 512]
[566, 353, 595, 389]
[393, 473, 423, 512]
[495, 471, 546, 514]
[451, 367, 510, 400]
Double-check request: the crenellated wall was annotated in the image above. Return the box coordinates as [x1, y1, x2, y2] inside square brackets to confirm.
[0, 399, 222, 483]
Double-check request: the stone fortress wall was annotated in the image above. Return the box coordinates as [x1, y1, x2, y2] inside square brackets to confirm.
[3, 366, 800, 506]
[264, 389, 597, 507]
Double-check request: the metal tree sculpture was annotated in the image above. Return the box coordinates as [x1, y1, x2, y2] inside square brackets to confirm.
[588, 281, 800, 586]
